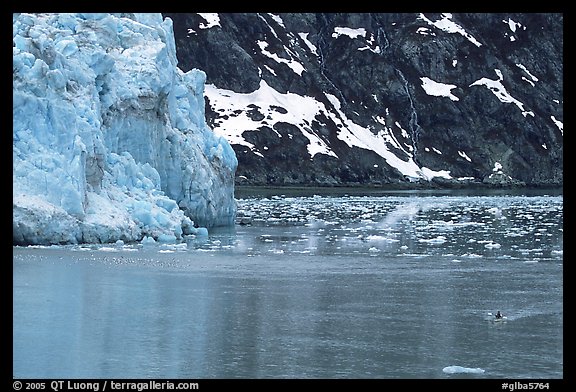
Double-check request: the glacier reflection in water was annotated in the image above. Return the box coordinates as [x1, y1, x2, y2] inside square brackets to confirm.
[13, 192, 563, 379]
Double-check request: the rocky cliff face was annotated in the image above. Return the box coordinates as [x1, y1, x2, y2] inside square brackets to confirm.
[164, 13, 563, 187]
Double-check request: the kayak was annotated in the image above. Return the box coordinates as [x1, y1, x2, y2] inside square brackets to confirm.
[487, 312, 507, 322]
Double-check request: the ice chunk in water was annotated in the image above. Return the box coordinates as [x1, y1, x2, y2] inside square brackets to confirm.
[442, 365, 485, 374]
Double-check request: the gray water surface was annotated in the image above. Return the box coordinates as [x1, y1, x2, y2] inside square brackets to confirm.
[13, 192, 563, 379]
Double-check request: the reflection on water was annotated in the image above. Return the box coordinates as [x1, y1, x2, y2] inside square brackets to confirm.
[13, 192, 563, 379]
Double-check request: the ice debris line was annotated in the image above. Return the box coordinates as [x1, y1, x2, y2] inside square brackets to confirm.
[13, 13, 238, 245]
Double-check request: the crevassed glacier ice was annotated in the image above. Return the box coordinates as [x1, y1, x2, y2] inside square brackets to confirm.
[13, 13, 238, 245]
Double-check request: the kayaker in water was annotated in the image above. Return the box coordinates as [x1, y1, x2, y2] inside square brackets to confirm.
[495, 311, 503, 319]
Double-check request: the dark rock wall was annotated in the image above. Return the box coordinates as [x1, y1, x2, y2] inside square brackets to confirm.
[164, 13, 563, 187]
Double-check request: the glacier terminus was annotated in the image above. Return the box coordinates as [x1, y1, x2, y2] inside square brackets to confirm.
[13, 13, 238, 245]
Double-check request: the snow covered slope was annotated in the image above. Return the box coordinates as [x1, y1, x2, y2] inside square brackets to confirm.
[13, 13, 237, 245]
[167, 13, 563, 187]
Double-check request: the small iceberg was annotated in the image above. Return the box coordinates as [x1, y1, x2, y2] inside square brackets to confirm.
[443, 365, 485, 374]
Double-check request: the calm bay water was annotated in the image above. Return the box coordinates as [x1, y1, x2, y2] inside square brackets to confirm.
[13, 190, 563, 379]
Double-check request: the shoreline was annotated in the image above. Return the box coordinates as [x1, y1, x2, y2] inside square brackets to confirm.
[234, 184, 563, 198]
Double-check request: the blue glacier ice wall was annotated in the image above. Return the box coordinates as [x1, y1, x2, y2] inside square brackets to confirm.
[13, 13, 237, 245]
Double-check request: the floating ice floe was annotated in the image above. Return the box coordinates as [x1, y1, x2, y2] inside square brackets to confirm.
[484, 242, 502, 249]
[419, 236, 447, 245]
[366, 235, 400, 243]
[442, 365, 485, 374]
